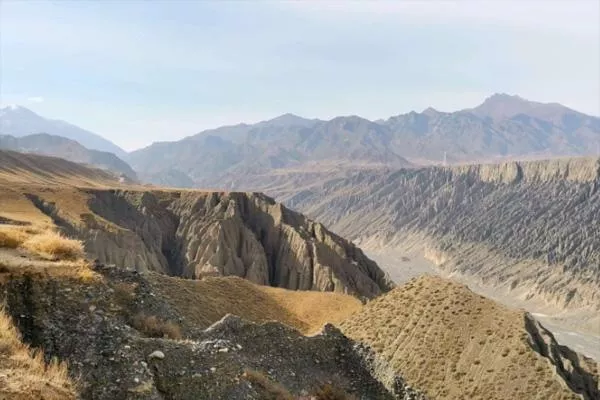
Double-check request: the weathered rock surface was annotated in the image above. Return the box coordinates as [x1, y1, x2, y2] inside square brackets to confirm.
[284, 157, 600, 312]
[28, 189, 392, 299]
[0, 267, 419, 399]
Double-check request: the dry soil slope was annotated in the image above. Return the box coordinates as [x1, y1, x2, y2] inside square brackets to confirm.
[0, 149, 120, 187]
[0, 150, 392, 299]
[341, 275, 599, 400]
[0, 257, 398, 399]
[148, 274, 362, 335]
[286, 157, 600, 314]
[0, 134, 137, 180]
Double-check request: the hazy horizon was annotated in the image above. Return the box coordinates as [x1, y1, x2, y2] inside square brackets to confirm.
[1, 0, 599, 151]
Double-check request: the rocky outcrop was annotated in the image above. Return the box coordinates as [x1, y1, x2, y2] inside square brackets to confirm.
[284, 157, 600, 311]
[29, 189, 392, 299]
[0, 268, 414, 399]
[524, 314, 599, 399]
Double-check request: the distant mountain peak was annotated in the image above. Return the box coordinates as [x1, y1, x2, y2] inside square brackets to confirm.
[486, 92, 524, 100]
[266, 113, 307, 124]
[422, 107, 440, 116]
[1, 104, 31, 114]
[465, 93, 579, 122]
[0, 105, 126, 157]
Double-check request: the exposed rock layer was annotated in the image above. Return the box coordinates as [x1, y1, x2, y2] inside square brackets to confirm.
[284, 157, 600, 312]
[29, 189, 392, 299]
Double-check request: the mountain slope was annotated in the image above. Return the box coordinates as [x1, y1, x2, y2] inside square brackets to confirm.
[283, 157, 600, 323]
[0, 105, 126, 157]
[341, 275, 599, 400]
[0, 133, 137, 179]
[128, 114, 412, 188]
[0, 149, 121, 188]
[0, 260, 412, 399]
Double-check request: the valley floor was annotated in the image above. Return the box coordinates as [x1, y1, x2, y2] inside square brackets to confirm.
[367, 248, 600, 362]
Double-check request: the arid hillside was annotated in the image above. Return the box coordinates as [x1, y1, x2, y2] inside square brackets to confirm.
[341, 275, 600, 400]
[0, 150, 392, 299]
[1, 151, 599, 400]
[0, 134, 137, 180]
[0, 252, 409, 399]
[285, 157, 600, 319]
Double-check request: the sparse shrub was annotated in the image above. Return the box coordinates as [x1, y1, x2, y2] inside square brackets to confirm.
[312, 383, 355, 400]
[114, 282, 137, 306]
[241, 369, 293, 400]
[131, 313, 182, 340]
[22, 231, 84, 260]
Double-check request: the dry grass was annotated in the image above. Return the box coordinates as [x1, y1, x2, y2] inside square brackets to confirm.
[149, 275, 361, 335]
[0, 308, 76, 399]
[241, 369, 293, 400]
[0, 227, 29, 249]
[341, 275, 583, 400]
[0, 223, 84, 262]
[21, 231, 84, 261]
[131, 313, 182, 340]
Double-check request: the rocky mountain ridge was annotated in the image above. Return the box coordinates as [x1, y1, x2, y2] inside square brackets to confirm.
[25, 189, 393, 299]
[283, 157, 600, 318]
[128, 94, 600, 189]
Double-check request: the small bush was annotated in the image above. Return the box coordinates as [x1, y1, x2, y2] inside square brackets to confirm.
[131, 313, 182, 340]
[114, 282, 137, 306]
[22, 231, 84, 260]
[241, 369, 293, 400]
[312, 384, 356, 400]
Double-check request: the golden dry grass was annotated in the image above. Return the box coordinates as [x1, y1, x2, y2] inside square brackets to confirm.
[340, 275, 583, 400]
[0, 227, 29, 249]
[0, 223, 85, 263]
[0, 308, 76, 399]
[21, 231, 84, 261]
[149, 274, 362, 335]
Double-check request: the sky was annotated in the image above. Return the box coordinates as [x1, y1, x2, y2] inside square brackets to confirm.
[1, 0, 599, 151]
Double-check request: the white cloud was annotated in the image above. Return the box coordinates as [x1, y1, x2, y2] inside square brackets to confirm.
[27, 96, 44, 103]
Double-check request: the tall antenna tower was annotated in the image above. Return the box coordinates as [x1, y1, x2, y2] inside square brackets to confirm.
[443, 151, 447, 167]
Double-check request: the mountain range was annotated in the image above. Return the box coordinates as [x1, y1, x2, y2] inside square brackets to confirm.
[128, 93, 600, 189]
[2, 94, 599, 191]
[0, 105, 127, 157]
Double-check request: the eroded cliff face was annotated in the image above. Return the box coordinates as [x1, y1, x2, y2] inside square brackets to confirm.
[283, 157, 600, 313]
[31, 189, 393, 299]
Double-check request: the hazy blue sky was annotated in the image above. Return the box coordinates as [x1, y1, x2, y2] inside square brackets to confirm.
[1, 0, 599, 150]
